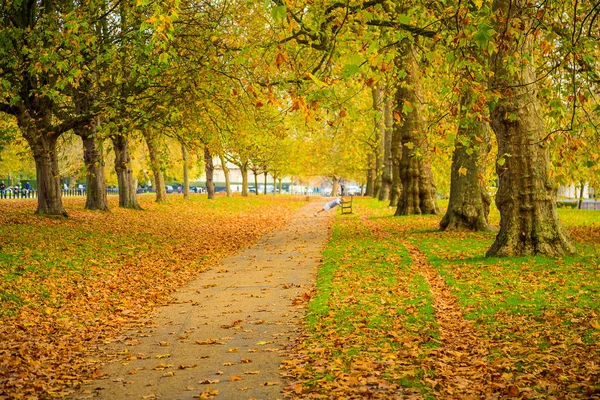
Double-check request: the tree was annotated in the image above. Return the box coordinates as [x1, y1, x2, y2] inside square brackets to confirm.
[394, 41, 440, 216]
[486, 0, 575, 256]
[0, 1, 102, 216]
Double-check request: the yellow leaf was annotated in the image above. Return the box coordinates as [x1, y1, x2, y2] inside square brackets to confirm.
[458, 167, 468, 177]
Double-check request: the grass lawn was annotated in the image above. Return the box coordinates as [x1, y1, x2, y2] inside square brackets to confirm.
[284, 198, 600, 399]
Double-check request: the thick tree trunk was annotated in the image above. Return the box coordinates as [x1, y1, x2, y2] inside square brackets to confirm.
[16, 109, 67, 217]
[487, 0, 574, 257]
[143, 130, 167, 203]
[440, 93, 493, 231]
[394, 42, 439, 216]
[240, 163, 249, 196]
[379, 94, 393, 201]
[204, 146, 215, 199]
[389, 115, 402, 207]
[112, 135, 141, 210]
[75, 123, 108, 211]
[26, 131, 68, 217]
[219, 154, 232, 197]
[182, 143, 190, 200]
[372, 86, 384, 199]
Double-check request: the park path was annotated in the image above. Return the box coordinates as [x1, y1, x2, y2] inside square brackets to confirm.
[75, 201, 332, 400]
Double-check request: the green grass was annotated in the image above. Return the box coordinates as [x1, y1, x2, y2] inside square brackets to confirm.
[296, 197, 600, 398]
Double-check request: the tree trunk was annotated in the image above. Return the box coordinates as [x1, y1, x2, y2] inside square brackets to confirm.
[143, 129, 167, 203]
[204, 145, 215, 199]
[24, 130, 68, 217]
[379, 93, 393, 201]
[253, 170, 259, 195]
[389, 113, 402, 207]
[331, 176, 340, 198]
[15, 108, 67, 217]
[182, 142, 190, 200]
[395, 42, 439, 216]
[240, 163, 249, 196]
[440, 92, 493, 231]
[112, 134, 141, 210]
[372, 86, 384, 199]
[365, 153, 375, 197]
[272, 174, 278, 195]
[263, 172, 268, 194]
[219, 154, 232, 197]
[75, 122, 108, 211]
[577, 181, 584, 209]
[486, 0, 574, 257]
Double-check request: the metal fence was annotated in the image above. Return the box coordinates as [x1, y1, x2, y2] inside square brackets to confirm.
[0, 188, 118, 199]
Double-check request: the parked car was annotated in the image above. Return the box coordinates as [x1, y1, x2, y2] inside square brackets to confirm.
[345, 186, 361, 196]
[165, 185, 174, 194]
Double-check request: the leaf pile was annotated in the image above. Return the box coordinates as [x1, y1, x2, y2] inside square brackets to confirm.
[283, 198, 600, 398]
[0, 195, 302, 399]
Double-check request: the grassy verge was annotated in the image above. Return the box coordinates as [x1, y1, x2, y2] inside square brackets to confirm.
[284, 210, 439, 398]
[286, 198, 600, 398]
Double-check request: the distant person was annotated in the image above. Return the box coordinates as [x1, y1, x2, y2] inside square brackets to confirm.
[0, 181, 5, 193]
[314, 197, 343, 217]
[340, 184, 345, 196]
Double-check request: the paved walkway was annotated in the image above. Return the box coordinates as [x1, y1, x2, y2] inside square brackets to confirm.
[74, 201, 331, 400]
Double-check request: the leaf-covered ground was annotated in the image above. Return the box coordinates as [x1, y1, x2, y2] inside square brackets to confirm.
[282, 199, 600, 399]
[0, 195, 304, 399]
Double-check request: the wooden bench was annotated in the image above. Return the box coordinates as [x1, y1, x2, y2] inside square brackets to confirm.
[341, 196, 353, 214]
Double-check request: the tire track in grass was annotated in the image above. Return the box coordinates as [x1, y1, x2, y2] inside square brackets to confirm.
[361, 214, 502, 398]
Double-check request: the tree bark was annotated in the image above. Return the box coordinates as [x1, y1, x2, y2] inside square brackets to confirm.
[112, 134, 141, 210]
[263, 172, 268, 194]
[389, 112, 402, 207]
[75, 121, 108, 211]
[379, 93, 393, 201]
[219, 154, 232, 197]
[440, 92, 493, 231]
[143, 129, 167, 203]
[394, 42, 439, 216]
[578, 181, 584, 209]
[372, 86, 384, 198]
[204, 145, 215, 199]
[182, 142, 190, 200]
[15, 108, 67, 216]
[365, 153, 375, 197]
[240, 163, 249, 196]
[252, 169, 259, 195]
[331, 176, 340, 197]
[26, 130, 68, 217]
[486, 0, 574, 257]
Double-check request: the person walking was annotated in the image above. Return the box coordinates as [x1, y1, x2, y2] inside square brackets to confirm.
[314, 197, 343, 217]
